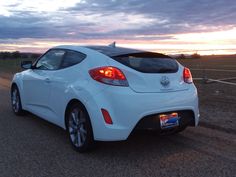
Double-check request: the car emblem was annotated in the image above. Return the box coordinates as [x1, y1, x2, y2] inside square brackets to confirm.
[160, 76, 170, 87]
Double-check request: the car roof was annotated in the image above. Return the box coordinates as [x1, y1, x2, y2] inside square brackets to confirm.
[85, 46, 144, 57]
[54, 45, 169, 58]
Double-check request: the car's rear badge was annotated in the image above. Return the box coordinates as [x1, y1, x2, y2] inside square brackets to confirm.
[160, 76, 170, 87]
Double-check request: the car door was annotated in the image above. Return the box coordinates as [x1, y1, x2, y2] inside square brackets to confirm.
[46, 50, 87, 126]
[23, 49, 66, 118]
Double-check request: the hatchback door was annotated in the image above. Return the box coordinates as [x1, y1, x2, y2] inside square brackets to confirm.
[112, 52, 188, 93]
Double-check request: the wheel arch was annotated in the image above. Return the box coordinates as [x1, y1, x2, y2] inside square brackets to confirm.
[11, 82, 22, 99]
[11, 82, 22, 96]
[11, 74, 24, 99]
[11, 82, 18, 91]
[10, 82, 25, 115]
[64, 99, 92, 131]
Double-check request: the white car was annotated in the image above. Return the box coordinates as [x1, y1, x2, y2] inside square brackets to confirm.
[11, 45, 199, 152]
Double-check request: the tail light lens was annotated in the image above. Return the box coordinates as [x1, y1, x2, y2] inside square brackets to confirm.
[89, 66, 128, 86]
[183, 67, 193, 84]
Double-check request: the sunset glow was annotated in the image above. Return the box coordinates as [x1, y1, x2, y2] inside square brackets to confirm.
[0, 0, 236, 55]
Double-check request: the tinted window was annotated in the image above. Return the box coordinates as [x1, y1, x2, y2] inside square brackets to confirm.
[35, 50, 65, 70]
[113, 53, 178, 73]
[61, 50, 86, 68]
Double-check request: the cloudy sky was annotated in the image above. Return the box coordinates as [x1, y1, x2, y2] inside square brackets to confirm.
[0, 0, 236, 54]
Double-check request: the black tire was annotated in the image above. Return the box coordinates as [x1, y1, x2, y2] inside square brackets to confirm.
[174, 126, 187, 134]
[161, 126, 187, 135]
[11, 85, 25, 116]
[66, 102, 94, 152]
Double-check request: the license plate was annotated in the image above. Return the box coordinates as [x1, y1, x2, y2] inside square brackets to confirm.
[159, 112, 180, 129]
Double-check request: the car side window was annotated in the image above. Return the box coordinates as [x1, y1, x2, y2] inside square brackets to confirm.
[35, 50, 65, 70]
[61, 50, 86, 68]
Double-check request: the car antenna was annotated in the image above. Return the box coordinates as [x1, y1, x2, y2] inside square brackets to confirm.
[108, 41, 116, 48]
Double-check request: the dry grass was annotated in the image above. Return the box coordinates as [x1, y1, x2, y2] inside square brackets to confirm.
[0, 58, 35, 74]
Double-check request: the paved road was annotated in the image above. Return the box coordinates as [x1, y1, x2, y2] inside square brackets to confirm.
[0, 77, 236, 177]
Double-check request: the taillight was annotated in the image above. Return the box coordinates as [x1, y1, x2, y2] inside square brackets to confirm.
[183, 67, 193, 84]
[89, 66, 128, 86]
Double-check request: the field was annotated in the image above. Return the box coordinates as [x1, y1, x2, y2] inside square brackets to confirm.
[0, 58, 35, 75]
[0, 56, 235, 177]
[179, 56, 236, 132]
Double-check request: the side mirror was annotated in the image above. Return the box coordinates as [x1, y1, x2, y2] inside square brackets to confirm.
[21, 61, 33, 69]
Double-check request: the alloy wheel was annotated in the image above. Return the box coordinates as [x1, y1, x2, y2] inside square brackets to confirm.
[12, 88, 20, 113]
[68, 108, 87, 148]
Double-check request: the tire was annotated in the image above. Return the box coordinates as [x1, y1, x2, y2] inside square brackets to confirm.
[174, 126, 187, 134]
[161, 126, 187, 135]
[11, 85, 25, 116]
[66, 102, 94, 152]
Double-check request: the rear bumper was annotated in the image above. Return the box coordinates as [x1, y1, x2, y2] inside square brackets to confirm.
[135, 110, 196, 132]
[84, 85, 199, 141]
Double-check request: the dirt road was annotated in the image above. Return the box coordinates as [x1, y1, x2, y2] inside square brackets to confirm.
[0, 73, 235, 177]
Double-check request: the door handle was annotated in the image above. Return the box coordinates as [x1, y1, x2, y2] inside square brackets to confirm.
[45, 78, 51, 83]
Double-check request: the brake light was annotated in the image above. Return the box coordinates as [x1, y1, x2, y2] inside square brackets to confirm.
[89, 66, 128, 86]
[101, 109, 113, 124]
[183, 67, 193, 84]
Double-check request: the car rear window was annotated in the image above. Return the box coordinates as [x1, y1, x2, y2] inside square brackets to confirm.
[112, 52, 178, 73]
